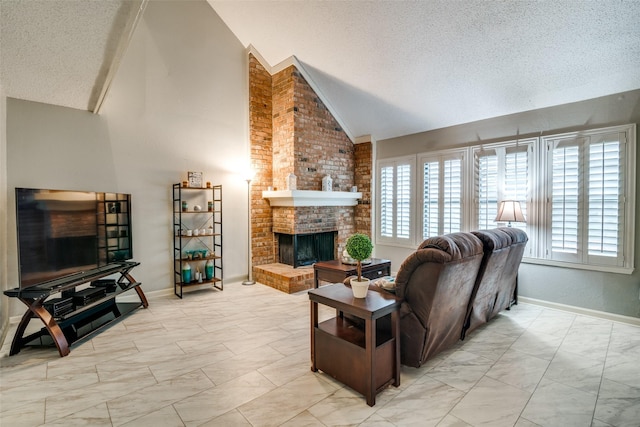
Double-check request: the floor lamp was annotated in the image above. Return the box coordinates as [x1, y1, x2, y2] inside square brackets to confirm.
[242, 178, 255, 285]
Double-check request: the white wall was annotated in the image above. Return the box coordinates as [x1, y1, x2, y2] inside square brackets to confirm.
[4, 1, 249, 317]
[375, 90, 640, 319]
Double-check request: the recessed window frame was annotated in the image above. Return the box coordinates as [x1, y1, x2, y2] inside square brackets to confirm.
[375, 155, 416, 248]
[472, 138, 536, 257]
[538, 124, 635, 273]
[418, 149, 468, 240]
[375, 123, 635, 274]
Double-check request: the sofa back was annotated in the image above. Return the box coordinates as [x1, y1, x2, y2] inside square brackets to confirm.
[463, 227, 528, 337]
[395, 232, 484, 367]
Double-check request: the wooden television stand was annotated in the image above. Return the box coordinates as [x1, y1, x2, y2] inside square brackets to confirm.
[4, 261, 148, 357]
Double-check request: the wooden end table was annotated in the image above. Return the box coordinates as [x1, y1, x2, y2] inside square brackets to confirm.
[309, 283, 401, 406]
[313, 258, 391, 288]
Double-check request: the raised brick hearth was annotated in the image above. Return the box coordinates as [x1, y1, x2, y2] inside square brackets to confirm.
[253, 263, 314, 294]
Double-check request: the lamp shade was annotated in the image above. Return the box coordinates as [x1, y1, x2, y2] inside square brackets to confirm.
[495, 200, 526, 223]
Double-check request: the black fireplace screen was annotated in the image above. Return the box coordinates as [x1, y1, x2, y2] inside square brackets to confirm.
[278, 231, 336, 267]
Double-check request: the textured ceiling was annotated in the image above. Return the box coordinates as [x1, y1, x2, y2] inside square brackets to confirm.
[0, 0, 143, 112]
[2, 1, 639, 142]
[210, 0, 640, 140]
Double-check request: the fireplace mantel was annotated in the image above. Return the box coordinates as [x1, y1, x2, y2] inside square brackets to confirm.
[262, 190, 362, 207]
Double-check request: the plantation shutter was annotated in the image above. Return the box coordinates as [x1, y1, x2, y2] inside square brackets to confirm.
[421, 153, 463, 239]
[443, 158, 462, 234]
[475, 149, 498, 230]
[380, 165, 394, 237]
[504, 145, 529, 231]
[586, 132, 625, 266]
[378, 158, 414, 244]
[423, 160, 439, 238]
[396, 164, 411, 239]
[549, 138, 582, 263]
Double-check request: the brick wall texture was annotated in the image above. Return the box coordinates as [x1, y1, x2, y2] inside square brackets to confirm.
[249, 55, 275, 266]
[249, 53, 372, 269]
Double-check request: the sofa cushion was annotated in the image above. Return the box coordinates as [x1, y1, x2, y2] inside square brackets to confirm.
[472, 227, 512, 251]
[463, 227, 528, 337]
[417, 232, 484, 259]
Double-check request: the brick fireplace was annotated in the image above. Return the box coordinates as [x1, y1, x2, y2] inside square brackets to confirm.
[248, 53, 372, 293]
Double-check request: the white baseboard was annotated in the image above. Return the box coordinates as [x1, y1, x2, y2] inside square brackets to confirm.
[519, 297, 640, 327]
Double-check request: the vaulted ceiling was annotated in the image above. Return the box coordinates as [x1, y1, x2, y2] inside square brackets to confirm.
[2, 0, 639, 141]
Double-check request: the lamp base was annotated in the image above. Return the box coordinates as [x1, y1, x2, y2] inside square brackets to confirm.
[242, 280, 255, 286]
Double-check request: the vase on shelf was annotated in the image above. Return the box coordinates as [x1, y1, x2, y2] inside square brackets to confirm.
[205, 259, 214, 280]
[182, 263, 191, 283]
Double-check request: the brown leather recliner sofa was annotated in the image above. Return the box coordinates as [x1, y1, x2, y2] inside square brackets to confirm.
[394, 228, 527, 368]
[394, 232, 484, 367]
[462, 227, 529, 338]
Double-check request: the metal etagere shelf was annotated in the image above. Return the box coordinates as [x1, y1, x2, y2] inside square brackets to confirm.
[172, 183, 223, 298]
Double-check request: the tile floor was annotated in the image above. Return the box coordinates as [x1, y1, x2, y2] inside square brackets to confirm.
[1, 281, 639, 426]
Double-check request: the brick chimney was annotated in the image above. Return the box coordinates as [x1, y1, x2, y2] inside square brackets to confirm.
[249, 53, 371, 274]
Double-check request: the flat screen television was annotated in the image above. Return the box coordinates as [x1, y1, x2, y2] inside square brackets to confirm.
[15, 188, 133, 289]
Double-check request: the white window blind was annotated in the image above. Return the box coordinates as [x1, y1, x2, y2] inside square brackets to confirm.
[550, 140, 580, 261]
[380, 165, 394, 237]
[377, 158, 414, 244]
[587, 134, 624, 263]
[377, 123, 634, 273]
[547, 130, 627, 267]
[420, 153, 463, 239]
[475, 150, 498, 230]
[422, 161, 439, 238]
[443, 158, 462, 234]
[396, 164, 411, 239]
[474, 143, 531, 231]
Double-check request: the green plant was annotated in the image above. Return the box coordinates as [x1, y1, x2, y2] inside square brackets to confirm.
[345, 233, 373, 281]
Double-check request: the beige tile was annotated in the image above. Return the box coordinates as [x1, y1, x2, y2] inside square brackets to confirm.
[426, 350, 494, 392]
[521, 378, 597, 426]
[451, 376, 531, 426]
[120, 404, 185, 426]
[237, 372, 339, 426]
[593, 378, 640, 426]
[173, 371, 276, 426]
[43, 402, 112, 426]
[485, 349, 549, 392]
[106, 369, 214, 426]
[374, 375, 464, 426]
[0, 398, 45, 427]
[543, 350, 604, 394]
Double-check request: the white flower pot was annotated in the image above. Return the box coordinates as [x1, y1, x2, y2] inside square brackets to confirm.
[350, 278, 370, 298]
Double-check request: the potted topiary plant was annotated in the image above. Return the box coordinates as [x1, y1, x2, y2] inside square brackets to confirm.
[345, 233, 374, 298]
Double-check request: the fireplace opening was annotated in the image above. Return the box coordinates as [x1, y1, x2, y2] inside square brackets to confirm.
[277, 231, 336, 268]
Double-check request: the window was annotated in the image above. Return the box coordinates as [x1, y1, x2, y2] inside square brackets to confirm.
[375, 124, 635, 273]
[419, 151, 465, 239]
[473, 141, 533, 232]
[377, 157, 415, 245]
[544, 128, 632, 268]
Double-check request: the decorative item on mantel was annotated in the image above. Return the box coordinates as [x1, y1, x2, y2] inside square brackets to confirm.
[322, 174, 333, 191]
[345, 233, 374, 298]
[287, 173, 297, 191]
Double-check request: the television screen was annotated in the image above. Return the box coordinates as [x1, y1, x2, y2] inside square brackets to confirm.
[15, 188, 132, 289]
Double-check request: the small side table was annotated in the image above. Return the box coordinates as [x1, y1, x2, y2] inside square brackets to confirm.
[314, 258, 391, 288]
[309, 283, 400, 406]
